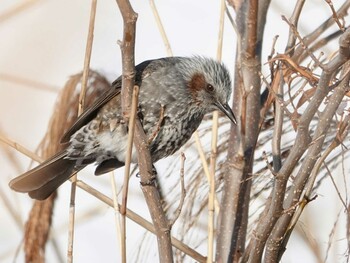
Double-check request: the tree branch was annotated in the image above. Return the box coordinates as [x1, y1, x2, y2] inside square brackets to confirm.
[115, 1, 173, 261]
[246, 27, 350, 263]
[216, 1, 271, 262]
[266, 59, 350, 262]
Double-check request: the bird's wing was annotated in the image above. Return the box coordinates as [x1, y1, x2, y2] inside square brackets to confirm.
[60, 85, 122, 143]
[60, 58, 176, 143]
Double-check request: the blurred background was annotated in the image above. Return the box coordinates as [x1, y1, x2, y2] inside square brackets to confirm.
[0, 0, 347, 262]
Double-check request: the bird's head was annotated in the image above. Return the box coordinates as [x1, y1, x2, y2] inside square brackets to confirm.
[178, 56, 236, 124]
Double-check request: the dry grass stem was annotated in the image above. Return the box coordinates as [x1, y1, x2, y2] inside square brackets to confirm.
[68, 1, 97, 262]
[194, 133, 220, 213]
[149, 0, 173, 56]
[0, 134, 43, 163]
[0, 0, 41, 23]
[1, 142, 23, 175]
[207, 111, 218, 263]
[120, 85, 139, 263]
[207, 1, 226, 261]
[193, 134, 211, 182]
[0, 73, 59, 92]
[109, 172, 123, 258]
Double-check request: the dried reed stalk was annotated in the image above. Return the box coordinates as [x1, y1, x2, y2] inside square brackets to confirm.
[120, 85, 139, 263]
[0, 0, 41, 23]
[207, 1, 226, 261]
[0, 73, 59, 93]
[67, 0, 97, 262]
[149, 0, 173, 57]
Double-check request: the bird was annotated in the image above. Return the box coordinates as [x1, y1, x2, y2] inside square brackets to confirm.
[9, 56, 236, 200]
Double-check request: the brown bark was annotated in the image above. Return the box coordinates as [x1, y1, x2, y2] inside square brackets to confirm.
[216, 1, 271, 262]
[115, 0, 174, 261]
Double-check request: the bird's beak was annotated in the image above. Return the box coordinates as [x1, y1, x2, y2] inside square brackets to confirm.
[215, 102, 237, 124]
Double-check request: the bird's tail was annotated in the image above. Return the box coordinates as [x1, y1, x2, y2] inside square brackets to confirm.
[9, 151, 79, 200]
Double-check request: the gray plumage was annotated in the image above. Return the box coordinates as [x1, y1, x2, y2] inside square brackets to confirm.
[9, 56, 236, 200]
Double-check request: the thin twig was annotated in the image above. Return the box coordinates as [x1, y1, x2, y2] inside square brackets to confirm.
[324, 209, 342, 262]
[109, 171, 123, 255]
[207, 111, 218, 263]
[285, 0, 305, 55]
[193, 133, 221, 212]
[292, 1, 350, 61]
[282, 15, 325, 69]
[325, 0, 345, 31]
[67, 1, 97, 262]
[268, 54, 319, 85]
[120, 85, 139, 263]
[224, 2, 239, 37]
[264, 50, 350, 262]
[208, 1, 226, 262]
[207, 96, 219, 258]
[271, 66, 284, 172]
[324, 163, 348, 211]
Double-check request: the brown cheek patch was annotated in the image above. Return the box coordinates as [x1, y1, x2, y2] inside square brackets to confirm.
[188, 73, 206, 93]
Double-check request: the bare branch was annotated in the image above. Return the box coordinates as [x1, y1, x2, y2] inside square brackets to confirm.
[245, 27, 350, 263]
[115, 0, 174, 261]
[271, 67, 284, 172]
[293, 1, 350, 62]
[324, 0, 346, 31]
[266, 57, 350, 262]
[285, 0, 305, 55]
[282, 15, 324, 69]
[216, 1, 271, 262]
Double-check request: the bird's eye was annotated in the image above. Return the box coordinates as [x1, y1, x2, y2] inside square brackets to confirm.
[206, 84, 214, 92]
